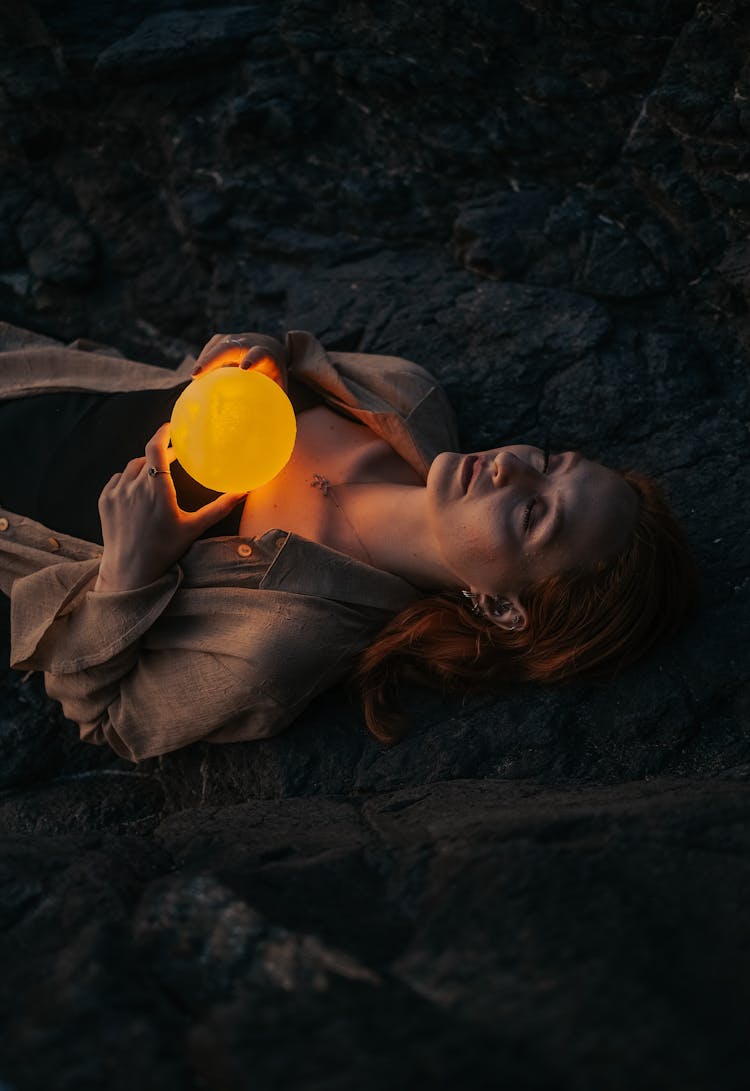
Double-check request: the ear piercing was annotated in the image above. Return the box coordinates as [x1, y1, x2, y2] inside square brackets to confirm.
[490, 598, 513, 616]
[492, 598, 523, 630]
[460, 592, 522, 629]
[461, 589, 483, 617]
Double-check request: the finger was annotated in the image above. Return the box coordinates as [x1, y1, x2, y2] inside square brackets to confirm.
[239, 347, 287, 390]
[242, 354, 278, 382]
[191, 491, 248, 534]
[191, 340, 249, 378]
[144, 422, 173, 470]
[239, 346, 272, 369]
[239, 346, 272, 367]
[121, 456, 147, 480]
[99, 471, 122, 498]
[192, 333, 223, 370]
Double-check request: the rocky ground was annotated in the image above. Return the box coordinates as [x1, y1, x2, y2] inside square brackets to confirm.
[1, 1, 750, 1088]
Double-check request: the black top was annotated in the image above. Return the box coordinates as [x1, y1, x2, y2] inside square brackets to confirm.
[0, 375, 324, 544]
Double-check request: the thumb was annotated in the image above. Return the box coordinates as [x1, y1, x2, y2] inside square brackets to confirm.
[192, 491, 248, 533]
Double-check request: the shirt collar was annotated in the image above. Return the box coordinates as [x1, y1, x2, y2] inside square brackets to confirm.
[258, 531, 421, 612]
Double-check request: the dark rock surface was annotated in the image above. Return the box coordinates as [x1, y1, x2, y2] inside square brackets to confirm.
[1, 1, 749, 1087]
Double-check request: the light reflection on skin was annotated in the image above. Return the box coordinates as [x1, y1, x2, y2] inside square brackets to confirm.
[426, 444, 639, 599]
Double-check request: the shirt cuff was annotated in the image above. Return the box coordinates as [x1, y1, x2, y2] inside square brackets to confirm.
[10, 559, 182, 672]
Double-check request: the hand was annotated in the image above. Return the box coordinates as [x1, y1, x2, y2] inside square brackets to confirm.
[190, 333, 287, 390]
[95, 423, 247, 592]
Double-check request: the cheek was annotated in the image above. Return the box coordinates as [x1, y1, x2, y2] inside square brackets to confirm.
[455, 517, 502, 569]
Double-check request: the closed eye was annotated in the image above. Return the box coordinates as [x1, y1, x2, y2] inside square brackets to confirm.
[523, 444, 550, 530]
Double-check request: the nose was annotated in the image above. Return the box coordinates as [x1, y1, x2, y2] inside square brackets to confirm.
[492, 450, 540, 488]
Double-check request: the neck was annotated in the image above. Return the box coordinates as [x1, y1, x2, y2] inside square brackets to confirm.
[332, 481, 459, 591]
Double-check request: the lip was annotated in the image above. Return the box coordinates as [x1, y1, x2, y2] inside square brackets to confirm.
[461, 454, 480, 493]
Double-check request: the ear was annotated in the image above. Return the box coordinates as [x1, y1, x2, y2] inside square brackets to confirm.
[474, 592, 528, 633]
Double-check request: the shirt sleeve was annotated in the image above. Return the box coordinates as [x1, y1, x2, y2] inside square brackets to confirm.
[10, 561, 182, 671]
[42, 644, 291, 764]
[9, 559, 295, 763]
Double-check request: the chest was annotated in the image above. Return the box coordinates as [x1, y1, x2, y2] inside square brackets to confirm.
[237, 404, 423, 549]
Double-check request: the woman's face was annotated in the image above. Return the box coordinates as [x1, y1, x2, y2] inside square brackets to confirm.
[426, 445, 639, 597]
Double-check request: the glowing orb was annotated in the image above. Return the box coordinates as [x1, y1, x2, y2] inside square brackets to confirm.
[170, 367, 296, 493]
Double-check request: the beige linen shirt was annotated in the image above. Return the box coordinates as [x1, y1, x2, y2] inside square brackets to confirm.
[0, 323, 458, 763]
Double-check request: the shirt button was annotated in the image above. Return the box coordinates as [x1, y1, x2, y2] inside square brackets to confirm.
[0, 517, 8, 531]
[275, 534, 286, 549]
[237, 542, 253, 558]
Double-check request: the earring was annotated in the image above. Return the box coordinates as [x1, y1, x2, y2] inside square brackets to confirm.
[490, 597, 523, 630]
[490, 598, 513, 617]
[462, 592, 522, 629]
[460, 590, 484, 617]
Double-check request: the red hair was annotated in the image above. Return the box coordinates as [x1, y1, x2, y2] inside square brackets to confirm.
[355, 471, 700, 745]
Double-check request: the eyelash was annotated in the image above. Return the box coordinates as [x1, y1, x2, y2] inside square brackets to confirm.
[522, 441, 552, 532]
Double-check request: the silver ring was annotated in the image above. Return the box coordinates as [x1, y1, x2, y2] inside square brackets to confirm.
[148, 466, 170, 477]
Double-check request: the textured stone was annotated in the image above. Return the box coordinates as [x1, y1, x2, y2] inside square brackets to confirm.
[453, 189, 676, 298]
[3, 782, 750, 1089]
[1, 1, 750, 1086]
[94, 7, 277, 79]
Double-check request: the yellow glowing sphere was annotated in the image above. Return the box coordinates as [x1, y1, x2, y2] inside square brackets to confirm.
[170, 367, 297, 493]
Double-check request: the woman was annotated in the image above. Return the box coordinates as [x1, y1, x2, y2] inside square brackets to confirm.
[0, 323, 698, 763]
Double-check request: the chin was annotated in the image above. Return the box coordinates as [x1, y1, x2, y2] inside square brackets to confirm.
[427, 451, 454, 489]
